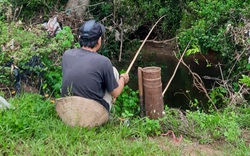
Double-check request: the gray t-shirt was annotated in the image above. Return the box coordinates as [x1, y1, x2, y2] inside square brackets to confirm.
[61, 48, 118, 111]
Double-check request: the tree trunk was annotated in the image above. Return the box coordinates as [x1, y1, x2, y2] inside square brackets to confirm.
[65, 0, 89, 19]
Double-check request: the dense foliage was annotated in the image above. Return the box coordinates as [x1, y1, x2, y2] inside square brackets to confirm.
[0, 20, 75, 97]
[0, 0, 249, 117]
[90, 0, 183, 38]
[7, 0, 67, 20]
[178, 0, 250, 109]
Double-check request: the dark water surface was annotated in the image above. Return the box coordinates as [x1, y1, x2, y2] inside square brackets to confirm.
[117, 42, 220, 110]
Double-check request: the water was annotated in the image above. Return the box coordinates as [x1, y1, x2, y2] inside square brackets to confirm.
[118, 42, 220, 111]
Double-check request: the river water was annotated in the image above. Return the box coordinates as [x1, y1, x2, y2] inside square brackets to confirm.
[118, 42, 220, 110]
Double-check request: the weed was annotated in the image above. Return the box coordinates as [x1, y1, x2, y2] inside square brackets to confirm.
[113, 85, 140, 118]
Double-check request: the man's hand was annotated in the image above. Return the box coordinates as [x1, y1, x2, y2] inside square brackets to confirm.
[111, 73, 129, 98]
[120, 73, 129, 84]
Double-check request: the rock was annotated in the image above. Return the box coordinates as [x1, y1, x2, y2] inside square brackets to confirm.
[0, 96, 10, 109]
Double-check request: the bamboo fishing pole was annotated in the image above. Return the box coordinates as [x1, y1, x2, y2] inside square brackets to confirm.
[126, 15, 166, 74]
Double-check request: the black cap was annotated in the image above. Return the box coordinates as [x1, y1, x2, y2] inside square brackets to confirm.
[79, 20, 105, 41]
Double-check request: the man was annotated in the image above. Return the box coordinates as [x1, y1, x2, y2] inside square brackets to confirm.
[61, 19, 129, 114]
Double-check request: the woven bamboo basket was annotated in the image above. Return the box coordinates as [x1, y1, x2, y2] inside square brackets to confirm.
[55, 96, 109, 127]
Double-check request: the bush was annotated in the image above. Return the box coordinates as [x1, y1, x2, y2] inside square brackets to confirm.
[113, 85, 140, 118]
[7, 0, 67, 20]
[0, 20, 77, 97]
[177, 0, 250, 107]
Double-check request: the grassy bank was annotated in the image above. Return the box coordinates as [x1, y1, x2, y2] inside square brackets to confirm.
[0, 93, 249, 155]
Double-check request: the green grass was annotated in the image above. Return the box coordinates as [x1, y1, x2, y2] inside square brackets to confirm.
[0, 93, 249, 156]
[0, 93, 170, 155]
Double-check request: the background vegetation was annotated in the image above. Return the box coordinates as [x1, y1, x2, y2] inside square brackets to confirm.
[0, 0, 250, 155]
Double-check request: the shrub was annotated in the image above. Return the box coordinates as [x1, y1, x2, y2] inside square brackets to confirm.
[178, 0, 250, 107]
[0, 20, 77, 97]
[113, 85, 140, 118]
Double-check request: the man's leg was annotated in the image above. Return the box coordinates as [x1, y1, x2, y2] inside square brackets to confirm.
[103, 67, 119, 111]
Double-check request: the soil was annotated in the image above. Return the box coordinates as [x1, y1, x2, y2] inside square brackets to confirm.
[150, 136, 225, 156]
[147, 128, 250, 156]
